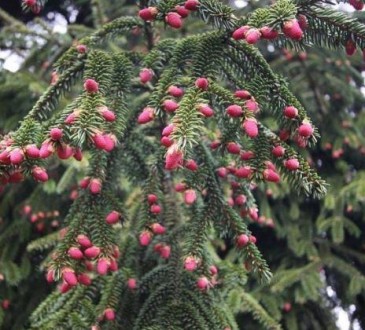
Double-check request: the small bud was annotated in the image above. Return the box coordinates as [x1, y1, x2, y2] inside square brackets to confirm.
[57, 144, 73, 160]
[104, 308, 115, 321]
[127, 278, 137, 290]
[298, 123, 314, 137]
[226, 104, 243, 117]
[79, 177, 90, 189]
[263, 169, 280, 183]
[297, 14, 308, 30]
[103, 134, 116, 152]
[260, 26, 279, 40]
[232, 26, 249, 40]
[98, 106, 116, 122]
[235, 194, 247, 206]
[160, 245, 171, 259]
[25, 144, 40, 158]
[249, 235, 257, 244]
[138, 107, 154, 124]
[68, 247, 84, 260]
[24, 0, 36, 6]
[62, 268, 78, 286]
[217, 167, 228, 178]
[89, 178, 102, 194]
[8, 171, 24, 183]
[227, 142, 241, 154]
[184, 0, 199, 10]
[97, 258, 109, 275]
[242, 118, 258, 138]
[283, 19, 303, 41]
[154, 243, 163, 253]
[46, 269, 55, 283]
[245, 99, 259, 113]
[10, 148, 24, 165]
[210, 140, 221, 149]
[283, 106, 298, 119]
[50, 128, 63, 140]
[345, 39, 356, 56]
[165, 146, 183, 170]
[147, 194, 158, 204]
[73, 148, 83, 161]
[106, 211, 120, 225]
[92, 134, 106, 150]
[234, 89, 251, 99]
[195, 77, 209, 90]
[284, 158, 300, 171]
[138, 7, 158, 21]
[245, 28, 261, 44]
[184, 189, 197, 205]
[139, 231, 152, 246]
[349, 0, 364, 10]
[240, 150, 255, 160]
[78, 273, 92, 286]
[165, 12, 183, 29]
[76, 44, 87, 53]
[150, 204, 162, 214]
[185, 159, 198, 171]
[84, 246, 101, 259]
[272, 145, 285, 158]
[65, 113, 76, 125]
[175, 5, 190, 18]
[283, 302, 292, 312]
[175, 182, 186, 192]
[198, 103, 214, 117]
[209, 265, 218, 275]
[163, 99, 179, 113]
[59, 282, 72, 294]
[50, 71, 58, 85]
[32, 166, 48, 182]
[235, 166, 253, 179]
[279, 129, 290, 141]
[161, 136, 173, 148]
[139, 68, 154, 84]
[84, 79, 99, 93]
[0, 150, 10, 164]
[184, 256, 199, 271]
[162, 124, 175, 136]
[196, 276, 210, 290]
[151, 223, 166, 235]
[168, 85, 184, 97]
[109, 258, 118, 272]
[112, 246, 120, 259]
[39, 142, 54, 159]
[236, 234, 249, 247]
[23, 205, 32, 215]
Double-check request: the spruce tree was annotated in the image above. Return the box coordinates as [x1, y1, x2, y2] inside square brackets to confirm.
[1, 0, 365, 329]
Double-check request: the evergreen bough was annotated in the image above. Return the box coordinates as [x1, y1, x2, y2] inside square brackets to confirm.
[1, 0, 365, 328]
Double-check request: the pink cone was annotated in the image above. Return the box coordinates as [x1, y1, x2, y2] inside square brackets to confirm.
[242, 118, 258, 138]
[84, 79, 99, 93]
[25, 144, 40, 158]
[139, 231, 152, 246]
[68, 247, 84, 260]
[106, 211, 120, 225]
[226, 104, 243, 117]
[32, 166, 48, 182]
[184, 189, 197, 204]
[84, 246, 101, 259]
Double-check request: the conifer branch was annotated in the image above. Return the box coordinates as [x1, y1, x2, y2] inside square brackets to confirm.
[304, 6, 365, 50]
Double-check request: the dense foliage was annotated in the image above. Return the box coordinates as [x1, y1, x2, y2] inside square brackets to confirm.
[1, 0, 365, 329]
